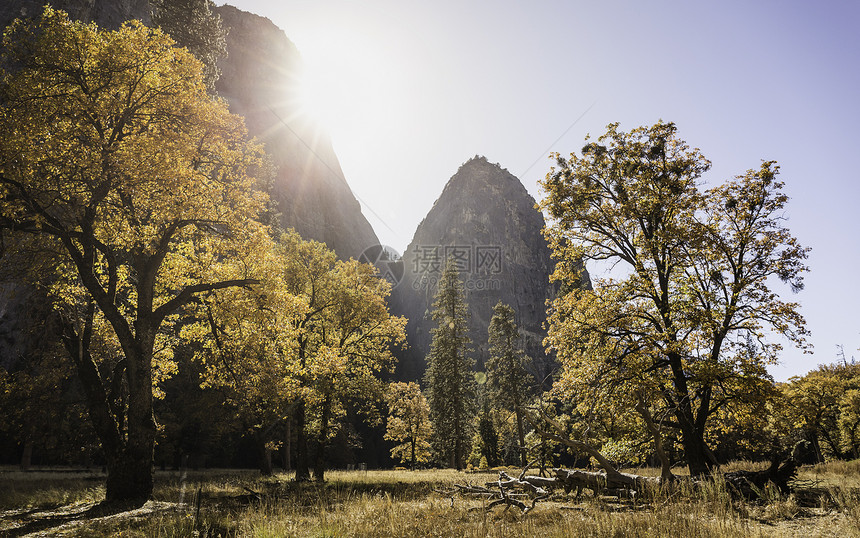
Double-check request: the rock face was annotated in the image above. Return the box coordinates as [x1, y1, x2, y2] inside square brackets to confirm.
[390, 156, 590, 381]
[214, 6, 380, 259]
[0, 0, 151, 31]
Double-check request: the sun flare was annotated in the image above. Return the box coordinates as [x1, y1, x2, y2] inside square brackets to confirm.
[292, 28, 402, 142]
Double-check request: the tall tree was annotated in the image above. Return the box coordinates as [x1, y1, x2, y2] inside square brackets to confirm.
[302, 254, 406, 482]
[540, 121, 810, 476]
[384, 381, 433, 470]
[486, 301, 530, 467]
[183, 232, 304, 475]
[424, 256, 476, 470]
[202, 230, 405, 482]
[150, 0, 226, 93]
[0, 9, 269, 503]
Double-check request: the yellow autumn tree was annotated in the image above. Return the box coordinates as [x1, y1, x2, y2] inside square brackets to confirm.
[294, 242, 407, 482]
[384, 381, 433, 469]
[540, 122, 810, 477]
[0, 8, 270, 503]
[194, 230, 407, 482]
[181, 232, 304, 475]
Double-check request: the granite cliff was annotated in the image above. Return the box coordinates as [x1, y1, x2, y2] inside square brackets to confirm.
[390, 156, 591, 381]
[214, 6, 379, 259]
[0, 0, 150, 30]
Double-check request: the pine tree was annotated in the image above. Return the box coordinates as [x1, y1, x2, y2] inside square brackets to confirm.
[151, 0, 227, 93]
[424, 256, 476, 470]
[487, 301, 531, 466]
[477, 395, 500, 467]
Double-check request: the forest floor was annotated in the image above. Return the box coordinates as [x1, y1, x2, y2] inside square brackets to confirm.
[1, 462, 859, 537]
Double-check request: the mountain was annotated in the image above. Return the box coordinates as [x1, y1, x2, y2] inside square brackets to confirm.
[390, 156, 590, 381]
[0, 0, 150, 30]
[214, 6, 380, 259]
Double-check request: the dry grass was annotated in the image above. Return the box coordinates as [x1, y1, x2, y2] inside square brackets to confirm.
[1, 465, 859, 537]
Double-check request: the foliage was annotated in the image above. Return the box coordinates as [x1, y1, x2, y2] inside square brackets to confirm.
[0, 342, 99, 467]
[424, 256, 477, 470]
[193, 229, 406, 479]
[778, 361, 860, 461]
[384, 381, 433, 469]
[180, 230, 305, 473]
[150, 0, 227, 93]
[540, 121, 810, 476]
[0, 8, 269, 501]
[284, 230, 406, 481]
[486, 301, 531, 466]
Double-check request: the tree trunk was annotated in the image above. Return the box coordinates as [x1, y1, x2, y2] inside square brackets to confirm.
[554, 467, 662, 496]
[60, 315, 152, 505]
[19, 439, 33, 471]
[515, 407, 527, 468]
[283, 417, 292, 472]
[313, 395, 332, 482]
[410, 437, 416, 470]
[635, 396, 672, 480]
[667, 352, 713, 477]
[453, 392, 462, 470]
[295, 401, 310, 481]
[116, 341, 156, 504]
[105, 447, 153, 504]
[679, 425, 712, 477]
[255, 430, 273, 476]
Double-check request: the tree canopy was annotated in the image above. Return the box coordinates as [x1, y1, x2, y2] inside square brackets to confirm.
[539, 121, 810, 476]
[0, 8, 270, 502]
[150, 0, 226, 93]
[189, 229, 407, 480]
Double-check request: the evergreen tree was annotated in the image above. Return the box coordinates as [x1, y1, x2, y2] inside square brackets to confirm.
[424, 256, 476, 470]
[487, 301, 530, 466]
[477, 395, 500, 467]
[151, 0, 227, 93]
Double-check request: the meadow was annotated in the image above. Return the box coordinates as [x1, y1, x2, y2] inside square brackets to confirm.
[2, 462, 859, 537]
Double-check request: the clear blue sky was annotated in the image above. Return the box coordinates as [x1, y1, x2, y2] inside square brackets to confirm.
[222, 0, 860, 381]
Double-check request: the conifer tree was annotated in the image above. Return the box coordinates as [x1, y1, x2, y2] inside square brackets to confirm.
[487, 301, 531, 466]
[424, 256, 476, 470]
[151, 0, 227, 93]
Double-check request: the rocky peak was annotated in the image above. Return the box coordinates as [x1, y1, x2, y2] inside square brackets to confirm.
[391, 156, 590, 381]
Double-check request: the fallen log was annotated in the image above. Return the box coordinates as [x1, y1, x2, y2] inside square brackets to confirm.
[553, 468, 663, 498]
[723, 458, 797, 500]
[494, 471, 550, 496]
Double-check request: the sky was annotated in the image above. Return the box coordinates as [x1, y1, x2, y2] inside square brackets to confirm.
[221, 0, 860, 381]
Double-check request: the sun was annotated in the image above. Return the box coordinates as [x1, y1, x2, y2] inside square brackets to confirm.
[292, 27, 401, 142]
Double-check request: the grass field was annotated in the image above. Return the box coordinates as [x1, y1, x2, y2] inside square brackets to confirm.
[1, 463, 859, 537]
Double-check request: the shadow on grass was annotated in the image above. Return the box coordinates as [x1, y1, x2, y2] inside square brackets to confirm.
[0, 499, 175, 537]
